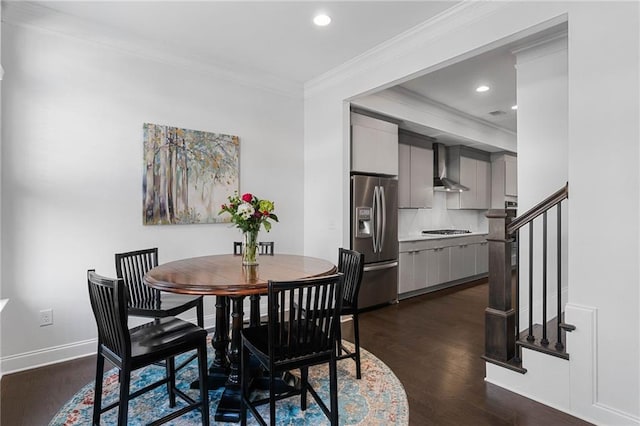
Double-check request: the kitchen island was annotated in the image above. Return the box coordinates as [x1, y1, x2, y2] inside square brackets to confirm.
[398, 231, 488, 299]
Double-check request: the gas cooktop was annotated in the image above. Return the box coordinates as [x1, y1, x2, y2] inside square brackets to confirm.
[422, 229, 472, 235]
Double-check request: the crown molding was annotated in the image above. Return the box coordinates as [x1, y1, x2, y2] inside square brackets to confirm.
[385, 86, 517, 136]
[512, 29, 568, 65]
[304, 1, 505, 99]
[2, 1, 303, 99]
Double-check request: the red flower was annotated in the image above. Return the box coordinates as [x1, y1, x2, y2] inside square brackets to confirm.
[242, 193, 253, 203]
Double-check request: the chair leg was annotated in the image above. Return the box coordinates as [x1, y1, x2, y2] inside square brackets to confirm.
[118, 369, 131, 426]
[249, 294, 260, 327]
[329, 358, 339, 426]
[92, 354, 105, 426]
[196, 300, 204, 328]
[240, 343, 248, 426]
[353, 312, 362, 379]
[167, 357, 176, 407]
[198, 341, 210, 426]
[337, 316, 343, 357]
[300, 366, 308, 411]
[269, 370, 276, 426]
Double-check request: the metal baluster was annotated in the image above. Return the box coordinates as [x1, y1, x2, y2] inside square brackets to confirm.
[555, 203, 564, 351]
[514, 230, 521, 362]
[527, 222, 534, 342]
[541, 212, 549, 346]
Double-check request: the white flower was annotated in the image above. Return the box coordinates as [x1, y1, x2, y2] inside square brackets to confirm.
[237, 202, 255, 220]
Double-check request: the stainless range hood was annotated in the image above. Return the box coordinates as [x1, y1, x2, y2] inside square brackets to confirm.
[433, 143, 469, 192]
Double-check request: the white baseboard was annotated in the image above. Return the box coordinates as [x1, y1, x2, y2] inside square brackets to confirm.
[1, 338, 97, 376]
[1, 313, 217, 377]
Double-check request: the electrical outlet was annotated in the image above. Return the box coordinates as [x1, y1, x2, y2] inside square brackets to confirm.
[40, 308, 53, 326]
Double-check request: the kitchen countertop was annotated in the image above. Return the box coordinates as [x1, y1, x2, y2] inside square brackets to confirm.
[398, 231, 488, 242]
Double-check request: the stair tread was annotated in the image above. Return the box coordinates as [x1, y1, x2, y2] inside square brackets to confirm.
[517, 319, 570, 360]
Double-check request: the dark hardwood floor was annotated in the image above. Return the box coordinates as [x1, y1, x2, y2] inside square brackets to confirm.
[1, 280, 591, 425]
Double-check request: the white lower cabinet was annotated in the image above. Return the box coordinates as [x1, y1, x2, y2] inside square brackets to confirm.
[475, 241, 489, 275]
[399, 235, 489, 297]
[425, 247, 451, 287]
[399, 252, 415, 294]
[399, 250, 428, 293]
[449, 244, 475, 281]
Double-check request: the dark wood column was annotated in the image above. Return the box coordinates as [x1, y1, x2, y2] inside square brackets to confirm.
[484, 209, 517, 364]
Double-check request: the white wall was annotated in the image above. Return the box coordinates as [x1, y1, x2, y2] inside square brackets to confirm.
[304, 1, 639, 424]
[515, 36, 569, 328]
[1, 21, 304, 372]
[566, 3, 639, 421]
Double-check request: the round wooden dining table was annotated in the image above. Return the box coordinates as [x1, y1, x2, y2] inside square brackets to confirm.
[143, 253, 337, 423]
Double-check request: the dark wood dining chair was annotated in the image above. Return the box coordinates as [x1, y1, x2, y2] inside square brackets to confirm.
[115, 248, 204, 372]
[336, 248, 365, 379]
[240, 273, 344, 426]
[115, 248, 204, 326]
[87, 270, 210, 426]
[233, 241, 275, 255]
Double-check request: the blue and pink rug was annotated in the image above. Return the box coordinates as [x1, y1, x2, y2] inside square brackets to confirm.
[49, 342, 408, 425]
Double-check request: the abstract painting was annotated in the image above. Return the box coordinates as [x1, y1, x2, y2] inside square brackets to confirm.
[143, 123, 239, 225]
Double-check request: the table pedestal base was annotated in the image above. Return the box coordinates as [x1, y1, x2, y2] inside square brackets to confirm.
[190, 364, 229, 390]
[215, 383, 243, 422]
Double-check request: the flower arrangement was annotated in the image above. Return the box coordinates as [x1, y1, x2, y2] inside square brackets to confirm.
[220, 192, 278, 265]
[219, 192, 278, 232]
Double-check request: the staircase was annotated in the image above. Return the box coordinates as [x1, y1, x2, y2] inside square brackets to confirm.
[482, 183, 574, 373]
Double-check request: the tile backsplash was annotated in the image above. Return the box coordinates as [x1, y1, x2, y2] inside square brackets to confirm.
[398, 192, 488, 237]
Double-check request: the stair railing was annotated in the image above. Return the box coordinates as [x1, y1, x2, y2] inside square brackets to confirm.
[483, 183, 572, 372]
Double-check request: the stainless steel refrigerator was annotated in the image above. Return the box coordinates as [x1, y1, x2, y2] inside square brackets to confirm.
[351, 174, 398, 309]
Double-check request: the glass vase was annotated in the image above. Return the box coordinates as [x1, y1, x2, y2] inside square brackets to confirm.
[242, 230, 259, 266]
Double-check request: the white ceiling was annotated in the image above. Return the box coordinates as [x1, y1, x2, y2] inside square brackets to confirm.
[8, 1, 527, 145]
[397, 45, 517, 133]
[22, 1, 457, 84]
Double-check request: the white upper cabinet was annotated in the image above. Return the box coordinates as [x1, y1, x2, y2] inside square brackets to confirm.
[490, 153, 518, 208]
[504, 155, 518, 197]
[458, 156, 477, 208]
[351, 112, 398, 176]
[410, 146, 433, 208]
[398, 132, 433, 208]
[476, 158, 492, 208]
[446, 146, 492, 210]
[398, 143, 411, 206]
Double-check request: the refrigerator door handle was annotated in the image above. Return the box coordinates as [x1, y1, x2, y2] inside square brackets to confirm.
[372, 185, 379, 253]
[375, 185, 383, 253]
[363, 260, 398, 272]
[379, 185, 386, 253]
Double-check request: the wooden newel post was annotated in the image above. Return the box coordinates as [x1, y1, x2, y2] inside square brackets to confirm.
[484, 209, 516, 363]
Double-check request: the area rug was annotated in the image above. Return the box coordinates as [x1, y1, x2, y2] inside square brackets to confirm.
[49, 341, 408, 425]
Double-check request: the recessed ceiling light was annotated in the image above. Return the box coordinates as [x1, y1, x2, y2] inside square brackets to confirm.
[313, 14, 331, 26]
[476, 85, 490, 93]
[511, 105, 518, 110]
